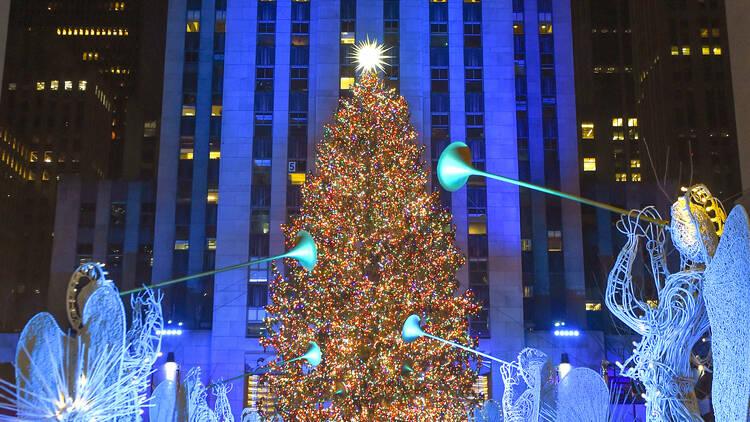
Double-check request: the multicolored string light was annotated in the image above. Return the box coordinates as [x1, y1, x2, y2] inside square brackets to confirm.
[261, 73, 481, 420]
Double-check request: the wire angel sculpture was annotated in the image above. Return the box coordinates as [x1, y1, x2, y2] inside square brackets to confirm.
[0, 262, 163, 420]
[498, 348, 556, 422]
[241, 408, 262, 422]
[556, 367, 609, 422]
[687, 186, 750, 421]
[605, 195, 711, 421]
[151, 367, 235, 422]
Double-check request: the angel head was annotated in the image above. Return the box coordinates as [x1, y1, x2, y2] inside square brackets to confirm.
[670, 185, 725, 264]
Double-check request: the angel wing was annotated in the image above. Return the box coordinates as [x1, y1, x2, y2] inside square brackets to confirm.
[704, 205, 750, 421]
[557, 368, 609, 422]
[151, 380, 178, 422]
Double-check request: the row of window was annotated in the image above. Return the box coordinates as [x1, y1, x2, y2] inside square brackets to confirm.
[57, 27, 129, 36]
[670, 45, 723, 56]
[35, 80, 88, 92]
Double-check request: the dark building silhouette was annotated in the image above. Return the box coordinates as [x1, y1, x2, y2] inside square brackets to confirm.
[0, 0, 166, 330]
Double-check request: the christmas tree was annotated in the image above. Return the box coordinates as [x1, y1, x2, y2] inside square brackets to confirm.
[261, 70, 480, 420]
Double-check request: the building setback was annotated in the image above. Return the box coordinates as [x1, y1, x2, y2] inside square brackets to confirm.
[152, 0, 584, 412]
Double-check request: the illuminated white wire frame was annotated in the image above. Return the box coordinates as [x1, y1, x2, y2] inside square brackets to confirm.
[702, 199, 750, 420]
[556, 367, 609, 422]
[606, 201, 710, 421]
[0, 262, 163, 420]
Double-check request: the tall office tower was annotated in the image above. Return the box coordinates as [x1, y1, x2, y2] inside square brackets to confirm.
[154, 0, 582, 412]
[510, 0, 584, 331]
[630, 0, 741, 203]
[726, 0, 750, 203]
[0, 0, 167, 327]
[1, 0, 144, 178]
[570, 0, 647, 330]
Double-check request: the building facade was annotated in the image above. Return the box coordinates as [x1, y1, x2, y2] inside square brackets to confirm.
[570, 0, 650, 332]
[630, 0, 740, 202]
[151, 0, 584, 412]
[0, 0, 167, 329]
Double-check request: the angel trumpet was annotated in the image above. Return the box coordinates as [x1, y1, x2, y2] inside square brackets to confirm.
[209, 341, 322, 389]
[437, 142, 668, 226]
[401, 314, 511, 366]
[120, 230, 318, 296]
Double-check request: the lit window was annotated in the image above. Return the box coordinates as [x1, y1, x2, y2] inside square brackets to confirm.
[36, 81, 46, 91]
[289, 173, 306, 185]
[47, 80, 59, 91]
[473, 375, 489, 400]
[681, 46, 690, 55]
[712, 28, 720, 37]
[521, 238, 532, 252]
[180, 148, 194, 160]
[42, 170, 50, 181]
[700, 28, 709, 38]
[539, 23, 552, 34]
[211, 105, 222, 116]
[583, 157, 596, 172]
[627, 118, 637, 127]
[513, 23, 523, 35]
[702, 46, 710, 55]
[611, 117, 623, 127]
[209, 151, 221, 159]
[187, 21, 200, 32]
[44, 151, 53, 163]
[612, 131, 624, 141]
[671, 46, 679, 55]
[340, 77, 355, 90]
[174, 240, 189, 250]
[64, 81, 73, 91]
[244, 375, 273, 413]
[585, 302, 602, 311]
[630, 159, 641, 168]
[340, 32, 355, 44]
[182, 105, 196, 117]
[8, 83, 16, 91]
[631, 173, 642, 182]
[547, 230, 562, 252]
[713, 46, 722, 55]
[615, 173, 627, 182]
[207, 238, 217, 250]
[30, 151, 38, 162]
[78, 81, 87, 91]
[207, 189, 218, 204]
[581, 122, 594, 139]
[469, 222, 487, 235]
[144, 121, 158, 137]
[523, 285, 533, 298]
[646, 299, 658, 309]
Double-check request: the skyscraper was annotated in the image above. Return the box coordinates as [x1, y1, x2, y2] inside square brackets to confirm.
[152, 0, 584, 411]
[571, 0, 647, 331]
[0, 0, 167, 327]
[630, 0, 740, 202]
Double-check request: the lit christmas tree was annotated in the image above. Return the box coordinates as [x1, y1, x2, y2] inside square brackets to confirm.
[261, 43, 480, 420]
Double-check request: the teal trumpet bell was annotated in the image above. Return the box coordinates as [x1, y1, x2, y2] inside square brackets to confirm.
[401, 315, 426, 343]
[436, 142, 477, 192]
[283, 230, 318, 272]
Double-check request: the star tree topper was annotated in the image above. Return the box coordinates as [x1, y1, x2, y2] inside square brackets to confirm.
[350, 38, 391, 74]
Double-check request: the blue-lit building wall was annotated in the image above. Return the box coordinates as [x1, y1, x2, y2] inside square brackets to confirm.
[152, 0, 586, 413]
